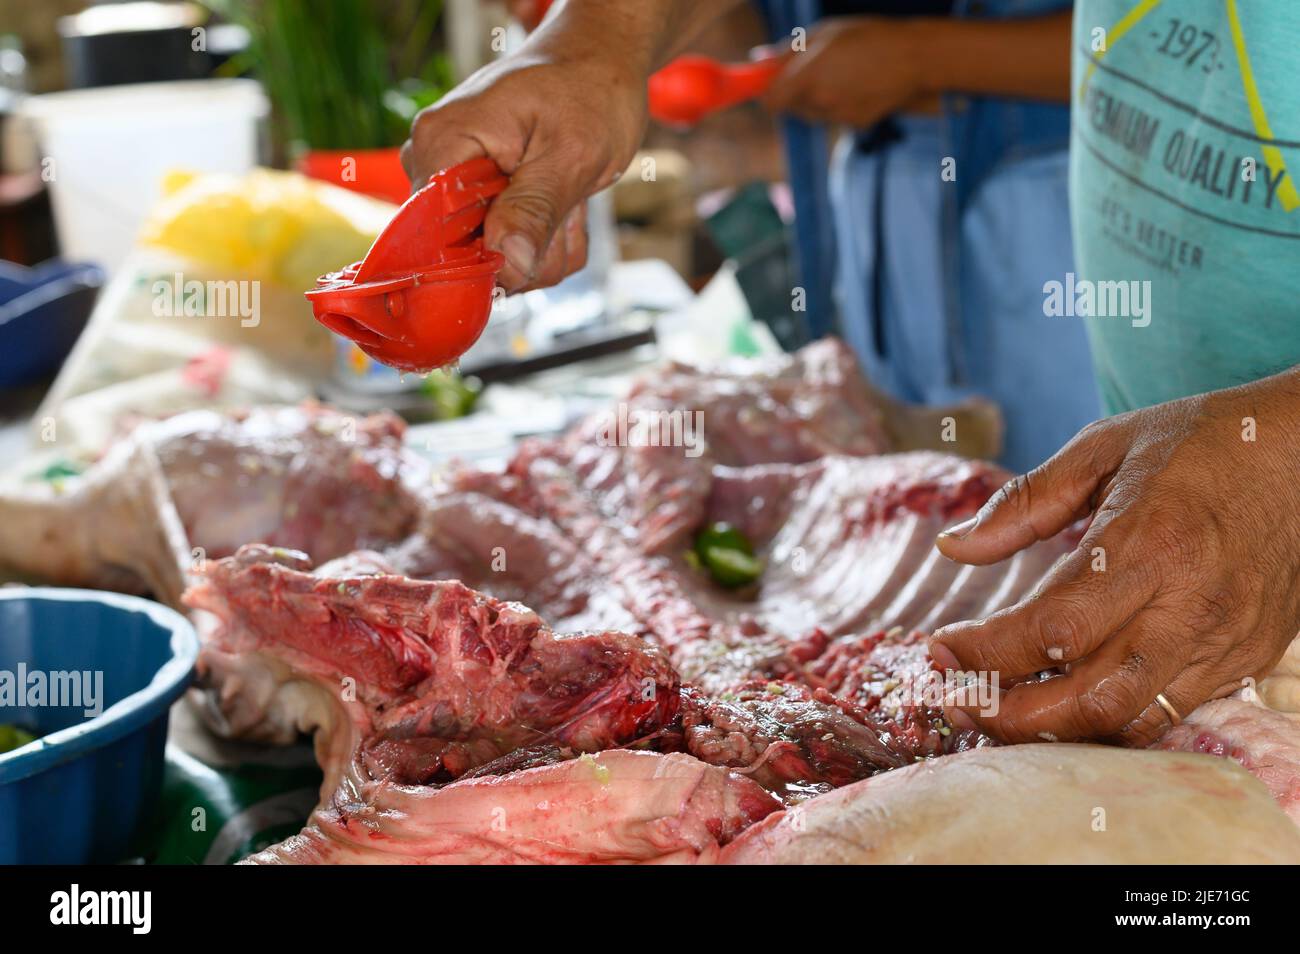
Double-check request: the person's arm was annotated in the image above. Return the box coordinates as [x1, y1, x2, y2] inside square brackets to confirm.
[929, 12, 1073, 102]
[542, 0, 743, 70]
[403, 0, 742, 291]
[928, 368, 1300, 747]
[762, 12, 1072, 128]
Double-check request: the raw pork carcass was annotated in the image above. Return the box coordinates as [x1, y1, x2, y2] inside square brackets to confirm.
[187, 545, 780, 863]
[7, 337, 1300, 861]
[626, 339, 893, 465]
[0, 404, 431, 608]
[390, 427, 1300, 826]
[633, 338, 1002, 462]
[184, 546, 1300, 864]
[405, 448, 1074, 793]
[186, 541, 1300, 863]
[191, 451, 1045, 798]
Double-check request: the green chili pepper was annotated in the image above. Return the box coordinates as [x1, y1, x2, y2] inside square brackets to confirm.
[692, 522, 763, 588]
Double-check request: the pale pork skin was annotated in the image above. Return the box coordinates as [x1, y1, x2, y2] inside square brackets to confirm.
[1155, 697, 1300, 824]
[719, 745, 1300, 864]
[245, 750, 782, 865]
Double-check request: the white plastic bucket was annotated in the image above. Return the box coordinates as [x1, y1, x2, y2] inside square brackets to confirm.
[20, 79, 268, 274]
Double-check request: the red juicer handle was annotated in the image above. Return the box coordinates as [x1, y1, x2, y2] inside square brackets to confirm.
[720, 59, 783, 100]
[352, 158, 507, 286]
[648, 56, 783, 127]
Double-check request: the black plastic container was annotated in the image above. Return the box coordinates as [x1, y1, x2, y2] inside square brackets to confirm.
[59, 3, 211, 89]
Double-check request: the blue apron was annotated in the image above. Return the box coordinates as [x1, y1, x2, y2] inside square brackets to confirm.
[756, 0, 1099, 472]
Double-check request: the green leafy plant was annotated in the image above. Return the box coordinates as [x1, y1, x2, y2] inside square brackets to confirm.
[206, 0, 453, 150]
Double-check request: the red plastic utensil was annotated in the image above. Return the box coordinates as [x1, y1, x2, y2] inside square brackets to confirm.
[305, 158, 508, 373]
[648, 55, 783, 127]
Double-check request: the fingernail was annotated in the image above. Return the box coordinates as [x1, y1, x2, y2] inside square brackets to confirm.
[500, 234, 537, 280]
[929, 641, 960, 672]
[937, 515, 978, 541]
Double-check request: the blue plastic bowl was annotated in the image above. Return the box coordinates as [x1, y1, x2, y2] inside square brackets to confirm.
[0, 588, 198, 864]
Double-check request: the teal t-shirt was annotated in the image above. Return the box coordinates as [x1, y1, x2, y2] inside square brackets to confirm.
[1070, 0, 1300, 414]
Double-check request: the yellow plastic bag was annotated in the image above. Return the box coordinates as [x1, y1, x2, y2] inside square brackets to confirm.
[140, 168, 395, 291]
[24, 170, 400, 458]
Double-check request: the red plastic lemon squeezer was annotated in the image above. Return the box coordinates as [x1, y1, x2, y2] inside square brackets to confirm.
[306, 158, 508, 373]
[647, 56, 783, 127]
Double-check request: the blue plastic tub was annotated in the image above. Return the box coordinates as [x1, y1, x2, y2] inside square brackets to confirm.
[0, 588, 198, 864]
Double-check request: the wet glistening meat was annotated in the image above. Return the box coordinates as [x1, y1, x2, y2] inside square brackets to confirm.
[4, 340, 1299, 862]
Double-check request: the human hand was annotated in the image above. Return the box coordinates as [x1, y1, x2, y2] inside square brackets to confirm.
[401, 27, 646, 291]
[929, 371, 1300, 747]
[760, 17, 934, 127]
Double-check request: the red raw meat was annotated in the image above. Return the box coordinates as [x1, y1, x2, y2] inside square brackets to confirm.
[150, 404, 431, 562]
[628, 338, 892, 465]
[0, 403, 433, 606]
[188, 544, 681, 784]
[680, 682, 914, 795]
[186, 545, 779, 864]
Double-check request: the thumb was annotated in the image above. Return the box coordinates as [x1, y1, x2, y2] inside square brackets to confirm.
[482, 150, 587, 291]
[935, 421, 1127, 566]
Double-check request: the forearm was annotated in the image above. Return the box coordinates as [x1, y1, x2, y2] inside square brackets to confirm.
[534, 0, 744, 74]
[921, 11, 1073, 104]
[1216, 362, 1300, 436]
